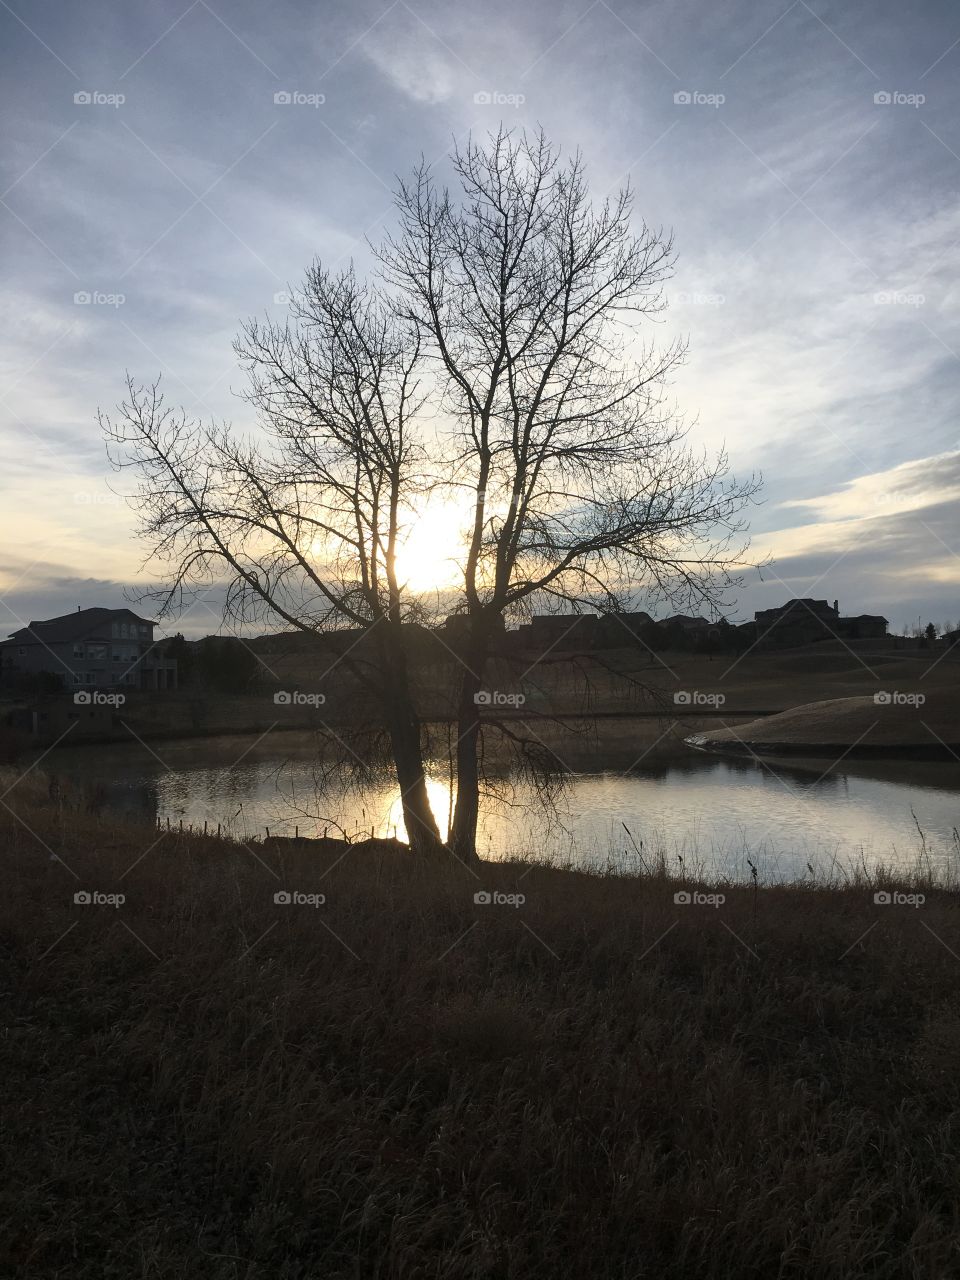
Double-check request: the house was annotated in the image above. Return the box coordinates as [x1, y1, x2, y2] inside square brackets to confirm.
[595, 611, 655, 646]
[0, 607, 177, 691]
[752, 599, 888, 648]
[662, 613, 712, 632]
[835, 614, 889, 640]
[512, 614, 600, 653]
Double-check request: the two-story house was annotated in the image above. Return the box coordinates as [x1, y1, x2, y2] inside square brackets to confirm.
[0, 607, 177, 691]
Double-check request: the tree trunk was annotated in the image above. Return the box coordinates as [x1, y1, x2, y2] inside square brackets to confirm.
[448, 646, 487, 865]
[387, 692, 443, 855]
[380, 626, 443, 857]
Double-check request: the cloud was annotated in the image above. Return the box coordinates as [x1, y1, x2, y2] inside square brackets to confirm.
[361, 19, 464, 105]
[780, 451, 960, 523]
[3, 0, 960, 632]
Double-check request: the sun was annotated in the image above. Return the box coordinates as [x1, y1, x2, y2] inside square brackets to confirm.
[394, 499, 470, 592]
[306, 497, 472, 591]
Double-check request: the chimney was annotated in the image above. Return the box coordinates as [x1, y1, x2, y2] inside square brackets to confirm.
[833, 599, 839, 615]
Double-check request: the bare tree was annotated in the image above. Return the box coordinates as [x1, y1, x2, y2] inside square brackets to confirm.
[377, 128, 759, 860]
[102, 127, 758, 867]
[100, 268, 446, 855]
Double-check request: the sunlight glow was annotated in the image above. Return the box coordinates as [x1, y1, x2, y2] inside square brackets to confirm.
[384, 776, 454, 841]
[394, 500, 471, 592]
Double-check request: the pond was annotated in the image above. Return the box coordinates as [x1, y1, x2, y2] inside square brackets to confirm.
[44, 729, 960, 882]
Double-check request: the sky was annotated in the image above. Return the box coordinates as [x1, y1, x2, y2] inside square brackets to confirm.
[2, 0, 959, 638]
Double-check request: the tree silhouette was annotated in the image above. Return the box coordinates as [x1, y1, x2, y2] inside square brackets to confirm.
[101, 128, 757, 863]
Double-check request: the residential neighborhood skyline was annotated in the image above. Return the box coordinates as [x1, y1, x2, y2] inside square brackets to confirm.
[5, 596, 952, 697]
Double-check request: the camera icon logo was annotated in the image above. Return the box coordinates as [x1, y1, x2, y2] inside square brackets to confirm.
[874, 91, 892, 105]
[873, 691, 891, 705]
[73, 691, 91, 705]
[873, 891, 891, 905]
[473, 690, 492, 705]
[273, 290, 293, 305]
[73, 290, 92, 305]
[274, 890, 291, 905]
[74, 91, 92, 105]
[473, 90, 492, 105]
[273, 691, 292, 705]
[274, 90, 292, 104]
[473, 890, 491, 904]
[673, 690, 691, 705]
[74, 890, 91, 904]
[673, 890, 691, 905]
[674, 90, 692, 104]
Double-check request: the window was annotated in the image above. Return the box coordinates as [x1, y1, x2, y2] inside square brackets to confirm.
[73, 673, 82, 685]
[73, 643, 84, 659]
[17, 646, 25, 656]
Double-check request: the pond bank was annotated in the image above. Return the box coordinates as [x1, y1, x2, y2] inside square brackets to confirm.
[688, 692, 960, 760]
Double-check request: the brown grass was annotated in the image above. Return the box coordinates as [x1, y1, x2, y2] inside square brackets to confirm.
[3, 781, 960, 1278]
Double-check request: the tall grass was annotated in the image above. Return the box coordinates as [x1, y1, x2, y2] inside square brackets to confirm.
[3, 776, 960, 1278]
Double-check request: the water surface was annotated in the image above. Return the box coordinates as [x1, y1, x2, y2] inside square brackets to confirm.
[46, 731, 960, 881]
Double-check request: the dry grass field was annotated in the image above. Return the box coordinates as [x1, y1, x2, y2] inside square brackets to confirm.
[4, 771, 960, 1278]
